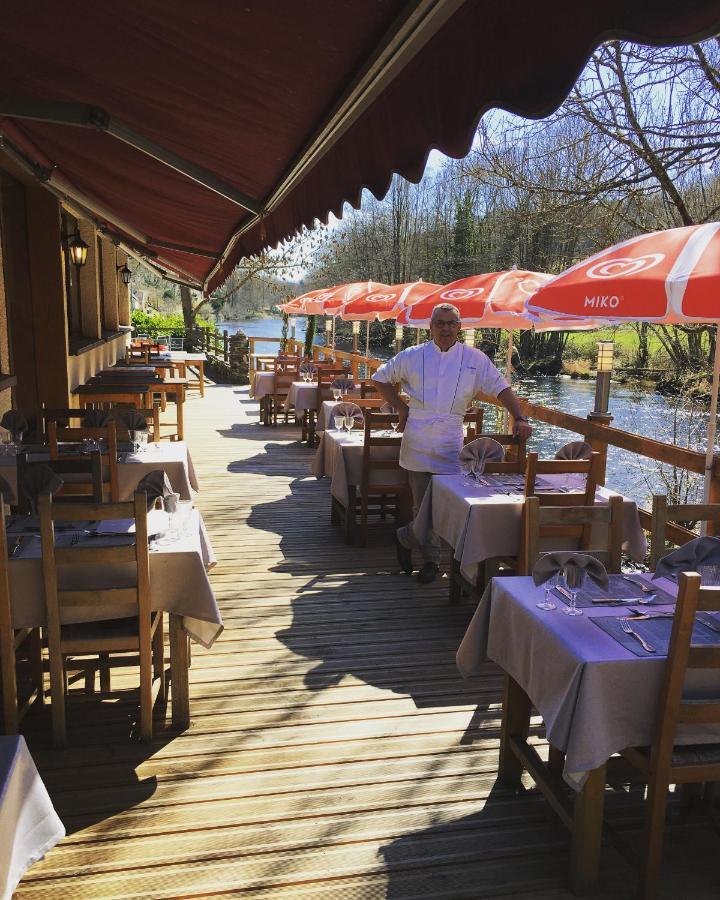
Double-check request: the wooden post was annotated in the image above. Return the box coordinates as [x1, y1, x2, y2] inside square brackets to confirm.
[586, 412, 612, 486]
[78, 220, 102, 340]
[100, 238, 119, 332]
[223, 329, 229, 362]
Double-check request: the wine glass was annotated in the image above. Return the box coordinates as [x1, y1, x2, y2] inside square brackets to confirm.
[333, 415, 344, 432]
[344, 415, 355, 433]
[537, 574, 558, 611]
[332, 387, 341, 401]
[561, 565, 585, 616]
[391, 420, 400, 434]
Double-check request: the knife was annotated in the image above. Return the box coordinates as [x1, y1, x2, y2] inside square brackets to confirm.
[554, 584, 575, 602]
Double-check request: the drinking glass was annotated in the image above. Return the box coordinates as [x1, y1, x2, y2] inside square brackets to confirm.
[176, 500, 194, 538]
[344, 415, 355, 433]
[561, 565, 585, 616]
[137, 431, 148, 453]
[537, 575, 558, 611]
[333, 415, 345, 432]
[332, 388, 341, 400]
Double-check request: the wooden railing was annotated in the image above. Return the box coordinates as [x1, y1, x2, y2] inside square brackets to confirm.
[193, 326, 230, 362]
[248, 336, 383, 380]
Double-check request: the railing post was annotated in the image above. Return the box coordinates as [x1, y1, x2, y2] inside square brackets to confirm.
[709, 456, 720, 535]
[586, 412, 612, 486]
[351, 354, 359, 381]
[249, 337, 256, 378]
[223, 330, 229, 362]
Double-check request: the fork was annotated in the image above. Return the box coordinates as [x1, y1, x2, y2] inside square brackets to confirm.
[622, 574, 655, 594]
[620, 617, 656, 653]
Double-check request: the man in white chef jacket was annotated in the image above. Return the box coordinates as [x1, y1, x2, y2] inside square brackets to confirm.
[372, 303, 532, 583]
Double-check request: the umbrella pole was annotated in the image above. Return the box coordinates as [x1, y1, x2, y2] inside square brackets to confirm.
[416, 329, 421, 346]
[365, 321, 370, 358]
[504, 330, 514, 430]
[702, 324, 720, 515]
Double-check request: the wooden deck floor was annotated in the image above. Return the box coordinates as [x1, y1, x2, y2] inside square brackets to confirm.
[14, 385, 720, 899]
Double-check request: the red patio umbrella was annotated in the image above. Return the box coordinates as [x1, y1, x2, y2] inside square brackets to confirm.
[527, 222, 720, 499]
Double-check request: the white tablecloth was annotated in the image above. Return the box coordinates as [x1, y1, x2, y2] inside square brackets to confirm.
[0, 442, 199, 503]
[7, 509, 222, 648]
[249, 372, 274, 400]
[0, 736, 64, 900]
[311, 429, 404, 507]
[456, 575, 720, 789]
[283, 382, 319, 415]
[413, 473, 647, 578]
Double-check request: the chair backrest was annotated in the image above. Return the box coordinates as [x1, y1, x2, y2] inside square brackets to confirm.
[17, 452, 104, 514]
[270, 356, 300, 372]
[474, 433, 527, 473]
[38, 492, 151, 745]
[520, 495, 624, 575]
[361, 411, 406, 495]
[317, 369, 353, 403]
[524, 451, 600, 506]
[272, 363, 300, 403]
[650, 495, 720, 570]
[126, 346, 150, 364]
[41, 406, 160, 443]
[155, 335, 170, 347]
[649, 572, 720, 772]
[47, 421, 119, 502]
[169, 335, 185, 350]
[463, 407, 485, 443]
[360, 380, 379, 398]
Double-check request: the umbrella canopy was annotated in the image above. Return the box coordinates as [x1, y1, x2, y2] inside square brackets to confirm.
[395, 270, 554, 327]
[526, 222, 720, 503]
[339, 281, 443, 321]
[278, 298, 306, 314]
[301, 281, 389, 315]
[527, 223, 720, 324]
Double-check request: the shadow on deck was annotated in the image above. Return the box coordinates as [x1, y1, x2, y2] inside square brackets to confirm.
[13, 385, 720, 899]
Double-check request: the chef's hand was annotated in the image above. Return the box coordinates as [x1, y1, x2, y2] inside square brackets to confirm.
[397, 402, 409, 432]
[513, 419, 532, 440]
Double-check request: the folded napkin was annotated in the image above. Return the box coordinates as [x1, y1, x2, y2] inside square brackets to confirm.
[1, 409, 28, 439]
[380, 402, 396, 414]
[82, 409, 113, 427]
[331, 377, 356, 392]
[653, 536, 720, 581]
[555, 440, 593, 461]
[532, 551, 609, 589]
[459, 437, 504, 475]
[299, 362, 317, 377]
[20, 465, 64, 515]
[333, 402, 364, 424]
[111, 409, 148, 432]
[135, 470, 174, 512]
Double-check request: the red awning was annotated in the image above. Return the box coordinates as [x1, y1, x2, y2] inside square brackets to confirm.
[0, 1, 717, 293]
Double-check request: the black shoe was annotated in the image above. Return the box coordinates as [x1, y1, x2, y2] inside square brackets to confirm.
[417, 563, 440, 584]
[394, 533, 413, 575]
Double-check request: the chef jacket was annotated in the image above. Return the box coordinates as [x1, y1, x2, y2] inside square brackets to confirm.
[373, 340, 509, 473]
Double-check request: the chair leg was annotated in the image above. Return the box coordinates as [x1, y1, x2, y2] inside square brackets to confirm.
[153, 615, 166, 701]
[449, 558, 462, 604]
[640, 776, 671, 900]
[50, 652, 67, 748]
[139, 623, 153, 743]
[28, 629, 45, 703]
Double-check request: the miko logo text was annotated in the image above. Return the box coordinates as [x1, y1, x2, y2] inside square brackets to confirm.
[584, 295, 622, 309]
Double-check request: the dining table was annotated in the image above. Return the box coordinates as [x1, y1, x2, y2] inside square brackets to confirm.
[411, 472, 648, 586]
[6, 507, 221, 728]
[0, 735, 65, 900]
[311, 426, 404, 540]
[0, 441, 199, 503]
[75, 377, 188, 441]
[455, 570, 720, 892]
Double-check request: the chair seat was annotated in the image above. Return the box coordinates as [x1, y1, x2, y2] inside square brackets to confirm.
[627, 742, 720, 766]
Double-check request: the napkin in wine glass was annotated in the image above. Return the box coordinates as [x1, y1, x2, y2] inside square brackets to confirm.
[653, 536, 720, 582]
[135, 470, 174, 511]
[20, 466, 64, 515]
[532, 551, 609, 589]
[459, 437, 504, 475]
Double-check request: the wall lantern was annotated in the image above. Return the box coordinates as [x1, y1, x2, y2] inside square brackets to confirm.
[117, 264, 132, 284]
[68, 233, 88, 267]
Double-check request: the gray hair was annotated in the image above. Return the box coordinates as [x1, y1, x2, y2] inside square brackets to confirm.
[430, 302, 461, 323]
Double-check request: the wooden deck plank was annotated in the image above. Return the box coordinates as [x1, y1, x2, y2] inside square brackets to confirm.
[12, 384, 720, 899]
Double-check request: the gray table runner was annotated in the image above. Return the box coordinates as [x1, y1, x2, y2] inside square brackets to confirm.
[590, 614, 720, 657]
[552, 573, 676, 608]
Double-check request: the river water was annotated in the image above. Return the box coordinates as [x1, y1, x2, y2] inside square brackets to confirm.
[220, 318, 708, 508]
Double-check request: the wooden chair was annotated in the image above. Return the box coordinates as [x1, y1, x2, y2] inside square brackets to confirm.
[520, 494, 624, 575]
[303, 368, 349, 442]
[360, 380, 379, 398]
[126, 346, 150, 364]
[16, 453, 104, 514]
[47, 421, 119, 502]
[169, 335, 185, 351]
[38, 492, 165, 747]
[270, 362, 300, 425]
[462, 408, 485, 444]
[524, 450, 600, 505]
[0, 496, 44, 734]
[357, 410, 410, 546]
[615, 571, 720, 899]
[649, 495, 720, 570]
[41, 406, 161, 443]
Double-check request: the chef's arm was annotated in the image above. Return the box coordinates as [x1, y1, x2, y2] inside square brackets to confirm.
[372, 379, 409, 430]
[497, 387, 532, 439]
